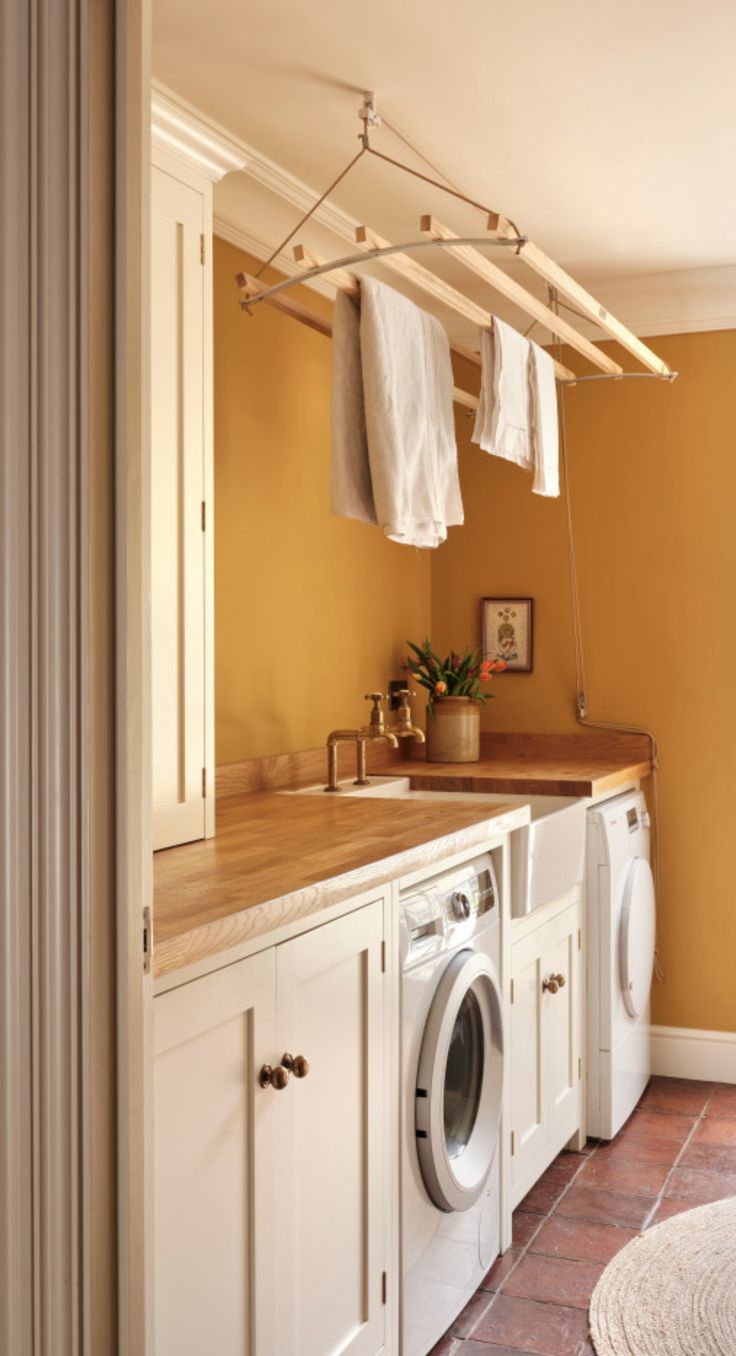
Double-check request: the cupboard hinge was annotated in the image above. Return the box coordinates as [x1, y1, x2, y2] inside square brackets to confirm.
[200, 233, 205, 265]
[202, 767, 207, 798]
[510, 978, 514, 1004]
[578, 1056, 582, 1080]
[578, 928, 582, 951]
[381, 1271, 387, 1305]
[143, 906, 152, 973]
[201, 500, 206, 531]
[381, 940, 386, 973]
[511, 1130, 515, 1156]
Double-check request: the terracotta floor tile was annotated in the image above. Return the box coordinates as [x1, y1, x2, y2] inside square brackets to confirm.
[481, 1249, 522, 1292]
[428, 1336, 460, 1356]
[592, 1131, 682, 1166]
[501, 1253, 604, 1310]
[664, 1164, 736, 1204]
[450, 1290, 495, 1339]
[530, 1215, 637, 1265]
[706, 1085, 736, 1118]
[693, 1117, 736, 1147]
[471, 1293, 589, 1355]
[574, 1342, 596, 1356]
[512, 1211, 545, 1248]
[575, 1154, 669, 1198]
[646, 1196, 693, 1227]
[618, 1108, 695, 1142]
[517, 1178, 569, 1215]
[679, 1139, 736, 1173]
[638, 1076, 713, 1115]
[554, 1183, 652, 1229]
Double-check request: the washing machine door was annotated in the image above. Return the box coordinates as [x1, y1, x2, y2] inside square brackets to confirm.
[415, 949, 503, 1213]
[619, 857, 656, 1018]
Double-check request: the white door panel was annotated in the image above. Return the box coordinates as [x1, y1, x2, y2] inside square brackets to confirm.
[151, 167, 207, 849]
[274, 902, 386, 1356]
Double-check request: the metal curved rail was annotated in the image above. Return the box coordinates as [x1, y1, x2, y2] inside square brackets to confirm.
[238, 234, 528, 305]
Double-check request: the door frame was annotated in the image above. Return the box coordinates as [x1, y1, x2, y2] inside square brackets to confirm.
[115, 0, 154, 1351]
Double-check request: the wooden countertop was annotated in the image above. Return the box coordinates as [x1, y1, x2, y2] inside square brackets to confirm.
[391, 731, 653, 797]
[153, 791, 528, 979]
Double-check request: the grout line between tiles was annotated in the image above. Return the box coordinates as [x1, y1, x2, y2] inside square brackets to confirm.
[640, 1084, 716, 1229]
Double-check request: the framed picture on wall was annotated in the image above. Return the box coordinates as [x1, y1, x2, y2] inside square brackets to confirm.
[481, 598, 534, 672]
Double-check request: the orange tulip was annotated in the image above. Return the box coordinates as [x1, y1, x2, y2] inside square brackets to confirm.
[435, 680, 447, 694]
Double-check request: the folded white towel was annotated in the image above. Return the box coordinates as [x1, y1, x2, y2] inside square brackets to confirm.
[330, 288, 377, 526]
[472, 315, 559, 498]
[331, 277, 463, 548]
[529, 341, 559, 498]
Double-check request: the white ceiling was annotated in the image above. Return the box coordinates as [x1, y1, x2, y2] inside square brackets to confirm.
[153, 0, 736, 281]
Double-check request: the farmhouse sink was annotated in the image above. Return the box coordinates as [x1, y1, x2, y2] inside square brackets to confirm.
[288, 777, 586, 917]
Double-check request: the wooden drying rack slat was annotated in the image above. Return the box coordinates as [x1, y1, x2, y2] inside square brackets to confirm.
[420, 215, 623, 376]
[237, 264, 481, 412]
[352, 224, 576, 382]
[484, 212, 673, 378]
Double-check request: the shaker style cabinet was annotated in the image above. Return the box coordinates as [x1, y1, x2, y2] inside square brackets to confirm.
[154, 897, 392, 1356]
[508, 890, 583, 1206]
[150, 158, 214, 849]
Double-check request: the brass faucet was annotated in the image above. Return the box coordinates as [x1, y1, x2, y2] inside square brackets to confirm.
[324, 694, 399, 793]
[389, 689, 426, 744]
[324, 729, 369, 793]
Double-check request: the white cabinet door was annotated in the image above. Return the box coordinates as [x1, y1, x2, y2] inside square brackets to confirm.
[154, 949, 277, 1356]
[151, 166, 208, 849]
[274, 901, 387, 1356]
[510, 893, 582, 1205]
[544, 902, 581, 1137]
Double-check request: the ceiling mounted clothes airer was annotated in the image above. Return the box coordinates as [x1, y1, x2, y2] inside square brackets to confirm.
[236, 91, 677, 404]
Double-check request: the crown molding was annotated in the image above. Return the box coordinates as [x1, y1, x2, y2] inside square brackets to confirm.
[213, 215, 336, 300]
[151, 82, 248, 183]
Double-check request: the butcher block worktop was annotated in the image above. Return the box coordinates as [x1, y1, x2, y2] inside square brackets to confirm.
[153, 790, 528, 979]
[392, 731, 653, 797]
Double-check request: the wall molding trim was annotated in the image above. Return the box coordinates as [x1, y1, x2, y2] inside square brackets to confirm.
[650, 1025, 736, 1083]
[152, 84, 247, 183]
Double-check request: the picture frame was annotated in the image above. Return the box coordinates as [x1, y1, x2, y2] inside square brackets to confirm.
[481, 597, 534, 673]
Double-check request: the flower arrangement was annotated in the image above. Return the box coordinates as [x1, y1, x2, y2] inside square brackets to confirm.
[405, 639, 507, 713]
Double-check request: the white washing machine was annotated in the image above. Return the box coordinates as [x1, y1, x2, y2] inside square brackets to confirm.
[400, 853, 504, 1356]
[587, 790, 656, 1139]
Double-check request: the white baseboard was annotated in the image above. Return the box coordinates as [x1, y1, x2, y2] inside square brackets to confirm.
[650, 1025, 736, 1083]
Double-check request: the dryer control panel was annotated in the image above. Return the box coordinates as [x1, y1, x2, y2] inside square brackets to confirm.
[399, 854, 498, 970]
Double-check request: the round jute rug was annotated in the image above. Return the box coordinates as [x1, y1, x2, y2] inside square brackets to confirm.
[589, 1196, 736, 1356]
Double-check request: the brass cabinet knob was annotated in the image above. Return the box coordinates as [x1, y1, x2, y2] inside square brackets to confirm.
[542, 975, 559, 994]
[555, 973, 566, 988]
[259, 1063, 289, 1090]
[282, 1052, 310, 1079]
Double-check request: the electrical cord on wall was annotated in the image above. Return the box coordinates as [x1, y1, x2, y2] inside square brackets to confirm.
[557, 367, 665, 984]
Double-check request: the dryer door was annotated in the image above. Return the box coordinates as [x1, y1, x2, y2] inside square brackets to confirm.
[619, 857, 656, 1018]
[415, 949, 503, 1213]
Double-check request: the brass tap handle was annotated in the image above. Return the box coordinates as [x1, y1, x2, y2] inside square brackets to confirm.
[259, 1062, 289, 1090]
[542, 975, 559, 994]
[282, 1052, 310, 1079]
[364, 693, 386, 732]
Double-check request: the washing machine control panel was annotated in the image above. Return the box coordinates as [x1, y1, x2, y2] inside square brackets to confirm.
[399, 855, 498, 967]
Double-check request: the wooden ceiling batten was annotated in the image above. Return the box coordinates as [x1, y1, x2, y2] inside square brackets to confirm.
[420, 215, 623, 376]
[485, 214, 673, 377]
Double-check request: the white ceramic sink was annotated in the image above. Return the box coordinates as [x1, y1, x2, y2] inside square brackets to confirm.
[288, 776, 586, 917]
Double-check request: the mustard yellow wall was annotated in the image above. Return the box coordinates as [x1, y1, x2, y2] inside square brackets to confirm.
[213, 237, 431, 764]
[434, 331, 736, 1033]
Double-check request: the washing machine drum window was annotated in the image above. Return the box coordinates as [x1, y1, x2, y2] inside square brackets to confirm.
[415, 949, 503, 1214]
[619, 856, 656, 1019]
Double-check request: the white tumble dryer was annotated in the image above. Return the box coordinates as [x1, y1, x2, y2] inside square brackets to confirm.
[587, 790, 656, 1139]
[400, 853, 504, 1356]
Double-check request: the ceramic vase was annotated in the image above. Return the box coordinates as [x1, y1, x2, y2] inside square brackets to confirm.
[425, 696, 481, 763]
